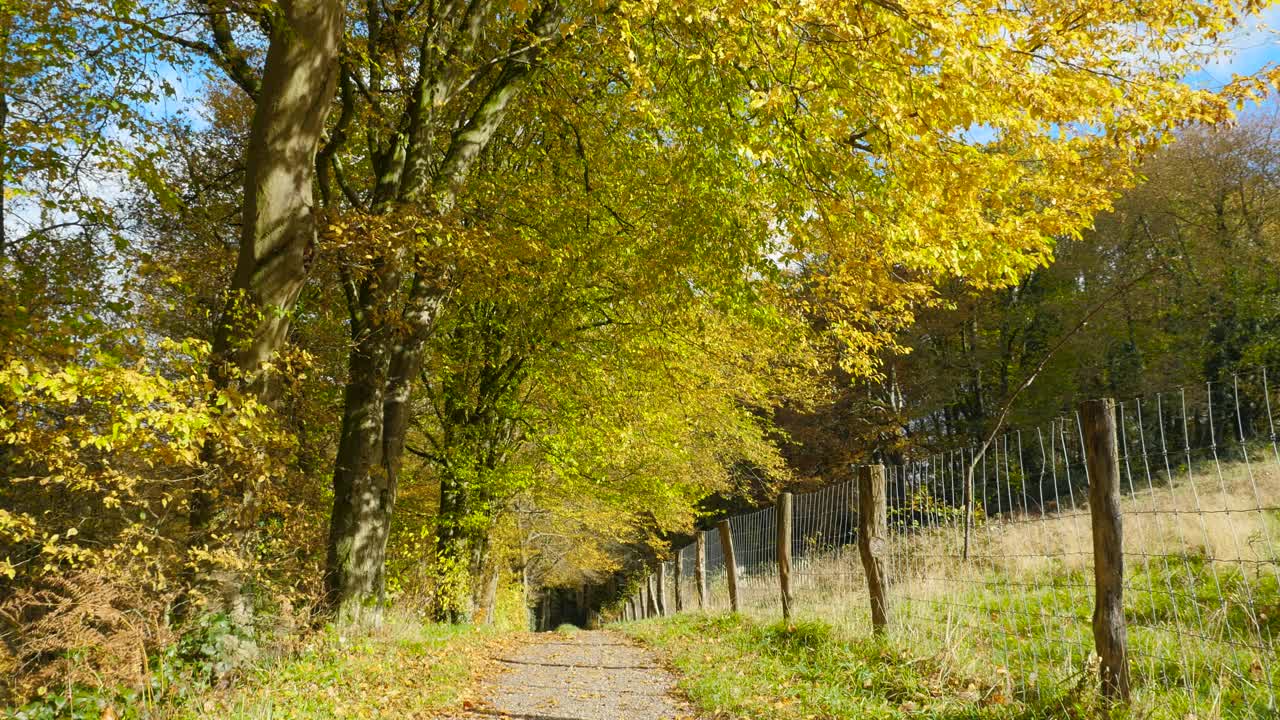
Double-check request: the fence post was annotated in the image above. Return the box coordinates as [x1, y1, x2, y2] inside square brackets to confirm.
[646, 574, 659, 617]
[695, 532, 707, 609]
[1081, 398, 1131, 704]
[777, 492, 794, 622]
[718, 519, 739, 612]
[650, 573, 660, 616]
[858, 464, 889, 634]
[674, 554, 685, 612]
[655, 563, 668, 616]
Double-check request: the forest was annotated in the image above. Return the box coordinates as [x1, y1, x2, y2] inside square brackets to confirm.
[2, 0, 1280, 718]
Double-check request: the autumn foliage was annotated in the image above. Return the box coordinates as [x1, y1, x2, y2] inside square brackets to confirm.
[2, 0, 1278, 710]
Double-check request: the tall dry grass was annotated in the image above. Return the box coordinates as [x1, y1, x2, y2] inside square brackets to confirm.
[688, 457, 1279, 717]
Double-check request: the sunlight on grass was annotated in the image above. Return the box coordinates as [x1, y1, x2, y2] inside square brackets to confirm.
[625, 612, 1098, 719]
[175, 612, 492, 720]
[645, 459, 1279, 719]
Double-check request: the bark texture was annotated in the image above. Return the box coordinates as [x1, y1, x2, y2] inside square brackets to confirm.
[1082, 398, 1131, 703]
[191, 0, 342, 626]
[858, 464, 890, 633]
[211, 0, 342, 390]
[324, 4, 563, 623]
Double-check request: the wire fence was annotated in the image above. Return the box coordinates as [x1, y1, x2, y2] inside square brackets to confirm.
[624, 370, 1280, 718]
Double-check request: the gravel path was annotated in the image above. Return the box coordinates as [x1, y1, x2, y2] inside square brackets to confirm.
[446, 630, 696, 720]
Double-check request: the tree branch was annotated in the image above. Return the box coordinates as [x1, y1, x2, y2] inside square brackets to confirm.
[205, 1, 263, 98]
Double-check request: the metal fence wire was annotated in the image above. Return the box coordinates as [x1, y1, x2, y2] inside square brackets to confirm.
[630, 370, 1280, 718]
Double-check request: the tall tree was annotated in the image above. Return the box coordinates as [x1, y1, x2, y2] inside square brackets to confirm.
[184, 0, 344, 623]
[318, 1, 570, 622]
[320, 0, 1280, 620]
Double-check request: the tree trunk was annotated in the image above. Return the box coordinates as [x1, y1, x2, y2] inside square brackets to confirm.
[469, 532, 496, 623]
[1, 86, 8, 259]
[477, 565, 500, 625]
[322, 7, 562, 623]
[208, 0, 342, 395]
[324, 299, 395, 623]
[189, 0, 341, 626]
[429, 466, 473, 622]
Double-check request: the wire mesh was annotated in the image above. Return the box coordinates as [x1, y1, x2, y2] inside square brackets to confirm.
[789, 478, 867, 626]
[677, 542, 698, 610]
[703, 527, 727, 612]
[1108, 375, 1280, 717]
[645, 370, 1279, 716]
[882, 419, 1096, 705]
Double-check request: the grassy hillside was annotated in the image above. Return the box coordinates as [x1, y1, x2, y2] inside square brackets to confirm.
[642, 458, 1280, 718]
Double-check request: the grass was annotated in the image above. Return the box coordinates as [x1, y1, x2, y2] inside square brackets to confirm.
[172, 613, 497, 719]
[625, 612, 1099, 719]
[4, 610, 500, 720]
[655, 458, 1280, 719]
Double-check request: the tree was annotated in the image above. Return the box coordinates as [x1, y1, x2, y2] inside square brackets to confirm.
[781, 106, 1280, 469]
[318, 0, 1280, 620]
[183, 0, 343, 628]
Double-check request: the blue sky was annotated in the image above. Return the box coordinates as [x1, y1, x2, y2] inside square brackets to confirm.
[1190, 5, 1280, 92]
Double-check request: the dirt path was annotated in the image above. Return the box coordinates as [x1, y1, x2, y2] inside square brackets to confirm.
[445, 629, 696, 720]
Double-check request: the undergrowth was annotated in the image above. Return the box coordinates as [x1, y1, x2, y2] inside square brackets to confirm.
[4, 611, 495, 720]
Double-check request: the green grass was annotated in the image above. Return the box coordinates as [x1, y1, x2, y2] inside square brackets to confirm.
[662, 460, 1280, 719]
[936, 556, 1280, 719]
[624, 612, 1102, 720]
[174, 617, 493, 719]
[640, 549, 1279, 720]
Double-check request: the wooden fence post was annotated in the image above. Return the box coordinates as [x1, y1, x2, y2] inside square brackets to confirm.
[777, 492, 794, 622]
[695, 532, 707, 609]
[655, 563, 668, 616]
[718, 519, 739, 612]
[857, 464, 889, 634]
[675, 554, 685, 612]
[646, 574, 659, 617]
[1081, 398, 1131, 704]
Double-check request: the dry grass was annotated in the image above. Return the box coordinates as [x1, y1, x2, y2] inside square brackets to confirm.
[688, 458, 1280, 718]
